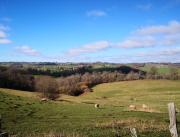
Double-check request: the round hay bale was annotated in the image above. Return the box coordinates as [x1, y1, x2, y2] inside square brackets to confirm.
[41, 98, 48, 102]
[142, 104, 148, 110]
[129, 104, 136, 110]
[95, 104, 100, 108]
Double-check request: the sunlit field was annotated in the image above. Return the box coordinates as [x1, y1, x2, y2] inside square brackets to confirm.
[1, 80, 180, 137]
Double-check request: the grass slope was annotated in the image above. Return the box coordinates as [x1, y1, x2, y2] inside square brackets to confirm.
[62, 80, 180, 112]
[0, 80, 180, 137]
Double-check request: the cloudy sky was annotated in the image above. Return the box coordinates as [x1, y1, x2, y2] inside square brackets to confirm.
[0, 0, 180, 63]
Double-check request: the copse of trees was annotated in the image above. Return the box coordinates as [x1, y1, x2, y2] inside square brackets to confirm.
[55, 66, 180, 96]
[57, 71, 142, 96]
[35, 76, 59, 100]
[26, 65, 144, 77]
[146, 66, 158, 79]
[1, 63, 180, 100]
[0, 67, 60, 99]
[57, 75, 82, 96]
[26, 66, 92, 77]
[125, 71, 141, 80]
[145, 66, 180, 80]
[0, 66, 35, 91]
[169, 67, 179, 80]
[0, 64, 146, 98]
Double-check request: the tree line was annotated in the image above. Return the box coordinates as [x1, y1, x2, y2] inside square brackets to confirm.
[146, 66, 180, 80]
[56, 70, 144, 96]
[26, 65, 144, 77]
[0, 66, 35, 91]
[0, 65, 179, 100]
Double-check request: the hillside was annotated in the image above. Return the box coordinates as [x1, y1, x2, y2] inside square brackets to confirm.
[1, 80, 180, 136]
[61, 80, 180, 112]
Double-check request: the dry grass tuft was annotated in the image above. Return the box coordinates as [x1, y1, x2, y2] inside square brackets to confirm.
[95, 119, 168, 132]
[127, 104, 160, 113]
[9, 132, 85, 137]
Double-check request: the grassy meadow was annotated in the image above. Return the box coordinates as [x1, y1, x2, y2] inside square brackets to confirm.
[139, 64, 180, 74]
[1, 80, 180, 136]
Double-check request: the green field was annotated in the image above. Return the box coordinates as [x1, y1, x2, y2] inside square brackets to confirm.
[1, 80, 180, 137]
[139, 64, 180, 74]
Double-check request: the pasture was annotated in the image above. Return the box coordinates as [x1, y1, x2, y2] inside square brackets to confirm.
[139, 64, 180, 74]
[0, 80, 180, 137]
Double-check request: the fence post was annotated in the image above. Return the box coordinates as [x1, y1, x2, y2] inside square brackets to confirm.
[0, 114, 1, 133]
[130, 128, 137, 137]
[168, 102, 178, 137]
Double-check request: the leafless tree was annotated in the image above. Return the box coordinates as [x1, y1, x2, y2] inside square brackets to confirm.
[36, 76, 59, 100]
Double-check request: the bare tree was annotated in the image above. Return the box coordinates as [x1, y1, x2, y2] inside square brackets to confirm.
[126, 71, 140, 80]
[36, 76, 59, 100]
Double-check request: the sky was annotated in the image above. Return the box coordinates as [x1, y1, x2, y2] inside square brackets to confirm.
[0, 0, 180, 63]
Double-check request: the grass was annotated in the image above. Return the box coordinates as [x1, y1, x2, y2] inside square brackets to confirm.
[1, 80, 180, 136]
[62, 80, 180, 112]
[0, 88, 39, 98]
[139, 64, 180, 74]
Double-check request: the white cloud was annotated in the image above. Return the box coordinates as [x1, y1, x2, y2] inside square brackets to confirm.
[119, 20, 180, 48]
[67, 41, 110, 56]
[158, 48, 180, 56]
[65, 20, 180, 58]
[0, 24, 9, 31]
[135, 21, 180, 35]
[0, 30, 7, 38]
[87, 10, 106, 17]
[15, 45, 40, 56]
[119, 36, 156, 48]
[99, 48, 180, 63]
[0, 39, 12, 44]
[62, 20, 180, 62]
[137, 3, 152, 11]
[130, 48, 180, 63]
[141, 48, 180, 56]
[0, 24, 12, 44]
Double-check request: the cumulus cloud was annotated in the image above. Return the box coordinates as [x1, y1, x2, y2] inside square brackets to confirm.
[15, 45, 40, 56]
[65, 20, 180, 58]
[119, 20, 180, 48]
[87, 10, 107, 17]
[62, 20, 180, 63]
[67, 41, 110, 56]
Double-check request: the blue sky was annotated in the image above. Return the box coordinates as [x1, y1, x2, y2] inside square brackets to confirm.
[0, 0, 180, 63]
